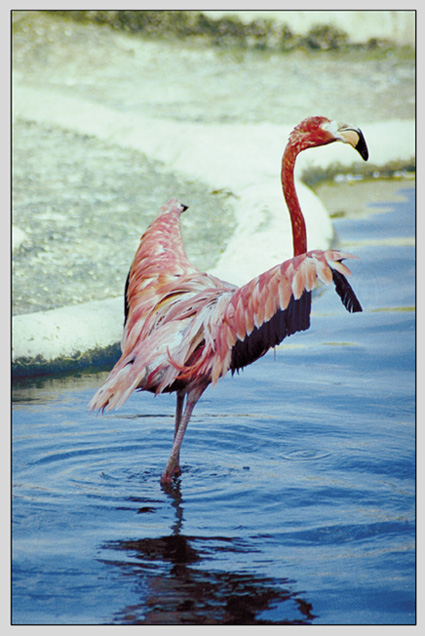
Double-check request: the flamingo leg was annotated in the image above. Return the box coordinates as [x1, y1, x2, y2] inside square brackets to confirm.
[161, 392, 199, 484]
[168, 392, 185, 477]
[174, 392, 184, 441]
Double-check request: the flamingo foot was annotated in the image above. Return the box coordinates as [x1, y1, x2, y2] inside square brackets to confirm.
[160, 471, 173, 485]
[160, 457, 181, 484]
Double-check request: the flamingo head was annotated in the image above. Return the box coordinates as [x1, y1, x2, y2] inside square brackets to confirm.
[288, 116, 369, 161]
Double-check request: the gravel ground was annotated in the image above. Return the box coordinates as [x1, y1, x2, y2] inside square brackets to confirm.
[12, 120, 234, 314]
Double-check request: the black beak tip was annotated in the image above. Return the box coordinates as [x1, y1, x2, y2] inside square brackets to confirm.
[181, 204, 189, 212]
[356, 129, 369, 161]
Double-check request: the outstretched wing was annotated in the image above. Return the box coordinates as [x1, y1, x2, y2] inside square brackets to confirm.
[219, 249, 361, 376]
[123, 199, 199, 329]
[230, 291, 311, 371]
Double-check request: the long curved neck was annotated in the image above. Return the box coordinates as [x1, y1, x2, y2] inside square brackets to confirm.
[281, 144, 307, 256]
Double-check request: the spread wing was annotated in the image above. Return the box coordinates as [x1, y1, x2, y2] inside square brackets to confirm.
[230, 291, 311, 371]
[222, 249, 361, 375]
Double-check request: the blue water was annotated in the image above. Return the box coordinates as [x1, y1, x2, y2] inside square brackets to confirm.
[12, 183, 416, 625]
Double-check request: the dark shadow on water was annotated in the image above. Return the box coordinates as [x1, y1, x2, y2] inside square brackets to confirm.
[100, 480, 317, 625]
[101, 535, 316, 625]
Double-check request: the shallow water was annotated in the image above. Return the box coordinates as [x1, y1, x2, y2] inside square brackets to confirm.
[12, 182, 415, 625]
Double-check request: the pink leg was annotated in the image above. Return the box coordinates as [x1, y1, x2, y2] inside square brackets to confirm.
[161, 392, 199, 484]
[170, 393, 185, 476]
[174, 393, 184, 441]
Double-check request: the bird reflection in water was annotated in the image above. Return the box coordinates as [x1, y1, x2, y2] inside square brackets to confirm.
[101, 480, 316, 625]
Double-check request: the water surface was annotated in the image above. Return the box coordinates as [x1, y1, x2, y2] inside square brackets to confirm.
[12, 182, 415, 625]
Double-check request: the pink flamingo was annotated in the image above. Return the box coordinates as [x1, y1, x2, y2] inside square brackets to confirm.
[90, 116, 368, 483]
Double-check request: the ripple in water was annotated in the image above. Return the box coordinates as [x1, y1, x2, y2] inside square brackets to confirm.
[281, 449, 331, 461]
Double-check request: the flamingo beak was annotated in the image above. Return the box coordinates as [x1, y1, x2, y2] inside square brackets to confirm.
[338, 125, 369, 161]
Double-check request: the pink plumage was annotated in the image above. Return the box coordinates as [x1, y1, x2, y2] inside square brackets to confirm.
[90, 117, 368, 484]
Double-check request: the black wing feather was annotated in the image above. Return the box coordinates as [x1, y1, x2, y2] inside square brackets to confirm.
[229, 268, 360, 373]
[230, 290, 312, 372]
[124, 267, 131, 326]
[332, 269, 362, 313]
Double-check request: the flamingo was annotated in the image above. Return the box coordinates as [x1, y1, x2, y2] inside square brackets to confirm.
[89, 116, 368, 484]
